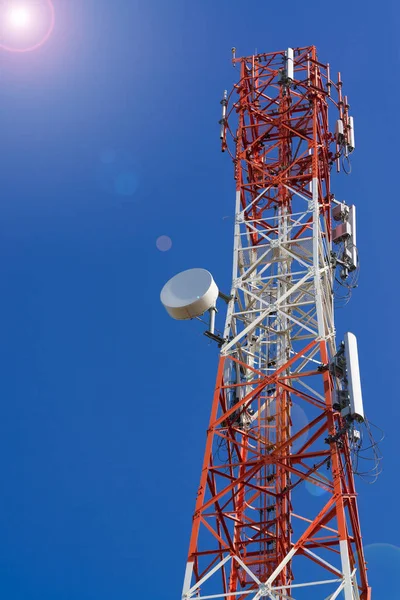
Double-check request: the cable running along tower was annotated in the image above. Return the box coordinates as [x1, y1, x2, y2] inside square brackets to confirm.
[166, 46, 371, 600]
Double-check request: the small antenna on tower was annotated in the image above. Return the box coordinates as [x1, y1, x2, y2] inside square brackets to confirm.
[231, 47, 236, 66]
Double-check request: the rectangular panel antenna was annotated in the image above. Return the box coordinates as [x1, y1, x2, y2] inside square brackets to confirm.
[344, 332, 364, 422]
[286, 48, 294, 81]
[348, 205, 357, 270]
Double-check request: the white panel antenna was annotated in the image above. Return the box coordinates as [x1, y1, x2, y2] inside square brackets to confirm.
[344, 332, 364, 422]
[285, 48, 294, 81]
[335, 119, 344, 144]
[348, 116, 355, 152]
[348, 205, 357, 270]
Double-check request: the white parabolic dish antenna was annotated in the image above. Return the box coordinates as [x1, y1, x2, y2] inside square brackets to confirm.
[160, 268, 219, 320]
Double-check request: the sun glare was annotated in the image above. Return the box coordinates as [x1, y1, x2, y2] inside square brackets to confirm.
[1, 0, 55, 52]
[8, 7, 31, 28]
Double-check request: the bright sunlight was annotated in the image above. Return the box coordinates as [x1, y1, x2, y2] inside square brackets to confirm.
[7, 6, 31, 29]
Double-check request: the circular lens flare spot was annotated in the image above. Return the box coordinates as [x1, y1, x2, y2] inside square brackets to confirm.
[114, 171, 138, 197]
[305, 480, 327, 497]
[100, 148, 117, 165]
[0, 0, 55, 53]
[291, 403, 309, 453]
[156, 236, 172, 252]
[364, 543, 400, 595]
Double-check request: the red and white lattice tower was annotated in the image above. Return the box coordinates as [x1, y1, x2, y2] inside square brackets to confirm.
[177, 46, 370, 600]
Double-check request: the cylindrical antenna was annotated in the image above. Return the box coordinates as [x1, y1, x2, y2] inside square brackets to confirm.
[209, 307, 216, 335]
[285, 47, 294, 82]
[348, 116, 355, 152]
[220, 90, 228, 141]
[327, 63, 331, 96]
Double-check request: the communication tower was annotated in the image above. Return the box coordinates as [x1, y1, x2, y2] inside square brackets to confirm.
[162, 46, 373, 600]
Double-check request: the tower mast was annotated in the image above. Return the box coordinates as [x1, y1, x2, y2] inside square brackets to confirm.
[180, 46, 370, 600]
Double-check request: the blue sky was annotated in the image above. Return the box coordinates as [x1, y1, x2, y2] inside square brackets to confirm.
[0, 0, 397, 598]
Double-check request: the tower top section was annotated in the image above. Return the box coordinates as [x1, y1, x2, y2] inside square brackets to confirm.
[221, 45, 355, 187]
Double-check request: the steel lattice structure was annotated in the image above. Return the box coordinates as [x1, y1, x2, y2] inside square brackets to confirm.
[180, 46, 370, 600]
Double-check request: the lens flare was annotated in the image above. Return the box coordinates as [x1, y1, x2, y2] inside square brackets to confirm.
[156, 236, 173, 252]
[0, 0, 55, 52]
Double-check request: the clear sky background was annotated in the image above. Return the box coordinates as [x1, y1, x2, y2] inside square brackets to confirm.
[0, 0, 397, 598]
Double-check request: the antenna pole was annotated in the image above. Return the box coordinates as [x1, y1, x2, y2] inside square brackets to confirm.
[208, 307, 216, 335]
